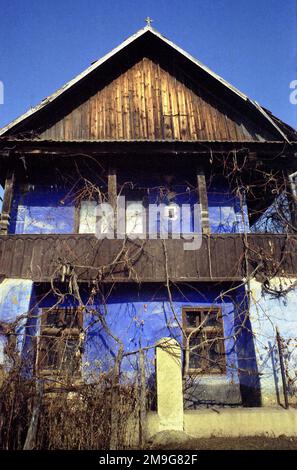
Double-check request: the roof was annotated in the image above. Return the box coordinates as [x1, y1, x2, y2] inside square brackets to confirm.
[1, 25, 296, 143]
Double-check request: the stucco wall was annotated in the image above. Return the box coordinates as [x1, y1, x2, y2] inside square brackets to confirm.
[23, 283, 246, 406]
[249, 277, 297, 406]
[145, 408, 297, 439]
[4, 277, 293, 409]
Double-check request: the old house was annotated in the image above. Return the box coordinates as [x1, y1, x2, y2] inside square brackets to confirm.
[0, 23, 297, 442]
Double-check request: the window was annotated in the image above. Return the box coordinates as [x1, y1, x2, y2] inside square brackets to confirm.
[182, 307, 226, 374]
[38, 307, 83, 377]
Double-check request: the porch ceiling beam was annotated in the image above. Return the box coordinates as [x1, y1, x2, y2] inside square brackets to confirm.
[0, 140, 296, 159]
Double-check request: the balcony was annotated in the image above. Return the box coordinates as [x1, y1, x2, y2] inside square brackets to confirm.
[0, 233, 296, 283]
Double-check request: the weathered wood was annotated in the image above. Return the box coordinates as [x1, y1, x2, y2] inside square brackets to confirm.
[108, 166, 117, 210]
[0, 140, 291, 160]
[37, 58, 276, 143]
[74, 204, 81, 234]
[0, 234, 296, 282]
[0, 170, 15, 234]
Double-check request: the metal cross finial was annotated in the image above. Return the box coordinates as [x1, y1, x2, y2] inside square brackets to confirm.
[145, 17, 153, 27]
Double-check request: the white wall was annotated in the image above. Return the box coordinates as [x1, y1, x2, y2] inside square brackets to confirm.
[249, 277, 297, 406]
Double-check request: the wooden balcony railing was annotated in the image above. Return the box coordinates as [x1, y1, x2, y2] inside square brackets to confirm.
[0, 234, 296, 282]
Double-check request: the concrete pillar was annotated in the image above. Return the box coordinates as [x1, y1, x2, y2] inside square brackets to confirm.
[156, 337, 183, 431]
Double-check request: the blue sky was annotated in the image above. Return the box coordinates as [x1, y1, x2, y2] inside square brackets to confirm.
[0, 0, 296, 130]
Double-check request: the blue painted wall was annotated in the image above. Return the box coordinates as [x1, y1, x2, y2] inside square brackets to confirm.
[25, 283, 249, 401]
[147, 185, 198, 234]
[9, 180, 250, 235]
[208, 183, 249, 234]
[10, 185, 75, 234]
[0, 279, 262, 406]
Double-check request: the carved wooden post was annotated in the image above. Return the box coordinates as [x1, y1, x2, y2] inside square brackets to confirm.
[108, 166, 117, 236]
[108, 166, 117, 211]
[287, 169, 297, 230]
[0, 170, 15, 234]
[197, 167, 210, 234]
[156, 337, 183, 431]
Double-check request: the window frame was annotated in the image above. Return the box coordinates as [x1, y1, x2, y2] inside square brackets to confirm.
[37, 307, 83, 377]
[182, 306, 226, 375]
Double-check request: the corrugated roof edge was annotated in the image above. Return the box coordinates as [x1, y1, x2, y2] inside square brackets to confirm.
[0, 25, 295, 143]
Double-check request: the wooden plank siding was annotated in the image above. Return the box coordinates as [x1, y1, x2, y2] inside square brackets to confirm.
[40, 58, 275, 143]
[0, 234, 296, 283]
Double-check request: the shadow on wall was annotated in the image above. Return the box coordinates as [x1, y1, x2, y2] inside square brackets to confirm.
[234, 293, 262, 407]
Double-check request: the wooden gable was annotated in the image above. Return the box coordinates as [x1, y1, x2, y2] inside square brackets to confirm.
[2, 27, 294, 143]
[39, 58, 276, 142]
